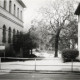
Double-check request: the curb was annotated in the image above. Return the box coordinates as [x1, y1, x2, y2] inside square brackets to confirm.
[10, 70, 80, 74]
[0, 69, 11, 75]
[1, 70, 80, 75]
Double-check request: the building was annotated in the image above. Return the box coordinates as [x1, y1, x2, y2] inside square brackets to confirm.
[0, 0, 26, 46]
[75, 3, 80, 57]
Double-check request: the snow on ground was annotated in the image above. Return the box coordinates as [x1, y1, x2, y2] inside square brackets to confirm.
[1, 57, 80, 71]
[33, 50, 55, 58]
[0, 51, 80, 72]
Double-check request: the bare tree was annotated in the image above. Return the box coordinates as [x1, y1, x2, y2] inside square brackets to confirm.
[38, 0, 77, 57]
[31, 0, 77, 57]
[31, 20, 51, 50]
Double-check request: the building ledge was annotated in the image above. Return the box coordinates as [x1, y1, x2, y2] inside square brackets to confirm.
[0, 6, 23, 23]
[16, 0, 26, 8]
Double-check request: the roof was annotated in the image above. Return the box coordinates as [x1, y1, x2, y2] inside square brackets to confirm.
[16, 0, 26, 8]
[75, 3, 80, 15]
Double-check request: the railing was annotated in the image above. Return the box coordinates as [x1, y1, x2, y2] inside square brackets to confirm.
[0, 57, 80, 72]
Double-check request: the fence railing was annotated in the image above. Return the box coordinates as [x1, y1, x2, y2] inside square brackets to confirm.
[0, 57, 80, 72]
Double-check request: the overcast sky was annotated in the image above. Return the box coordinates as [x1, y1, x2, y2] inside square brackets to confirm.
[22, 0, 80, 32]
[22, 0, 53, 32]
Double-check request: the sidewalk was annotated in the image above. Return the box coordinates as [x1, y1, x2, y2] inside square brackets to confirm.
[1, 71, 80, 80]
[0, 69, 11, 75]
[1, 69, 80, 76]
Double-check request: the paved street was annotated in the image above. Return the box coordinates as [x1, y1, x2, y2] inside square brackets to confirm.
[0, 51, 80, 80]
[0, 72, 80, 80]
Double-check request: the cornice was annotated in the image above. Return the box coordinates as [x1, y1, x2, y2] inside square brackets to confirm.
[16, 0, 26, 8]
[0, 6, 23, 23]
[0, 13, 23, 28]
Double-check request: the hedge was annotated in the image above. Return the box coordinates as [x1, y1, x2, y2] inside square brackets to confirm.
[62, 49, 79, 62]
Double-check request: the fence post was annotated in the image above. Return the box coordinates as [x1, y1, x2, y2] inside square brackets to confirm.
[71, 59, 73, 72]
[0, 57, 1, 70]
[35, 58, 36, 71]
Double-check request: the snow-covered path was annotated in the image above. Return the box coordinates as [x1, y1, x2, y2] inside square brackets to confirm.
[1, 57, 80, 71]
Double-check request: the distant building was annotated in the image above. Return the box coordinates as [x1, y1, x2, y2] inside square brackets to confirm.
[0, 0, 26, 46]
[75, 3, 80, 57]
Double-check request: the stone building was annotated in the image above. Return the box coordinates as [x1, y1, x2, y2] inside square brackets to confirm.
[0, 0, 26, 46]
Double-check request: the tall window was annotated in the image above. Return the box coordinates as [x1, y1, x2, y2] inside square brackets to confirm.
[13, 29, 15, 36]
[13, 29, 16, 43]
[8, 27, 11, 43]
[2, 25, 6, 43]
[9, 0, 12, 13]
[4, 0, 6, 9]
[14, 4, 16, 16]
[20, 31, 22, 35]
[21, 11, 22, 20]
[17, 8, 19, 18]
[0, 0, 1, 6]
[17, 30, 19, 35]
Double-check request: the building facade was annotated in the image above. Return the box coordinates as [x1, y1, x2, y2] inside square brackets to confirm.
[75, 3, 80, 57]
[0, 0, 26, 46]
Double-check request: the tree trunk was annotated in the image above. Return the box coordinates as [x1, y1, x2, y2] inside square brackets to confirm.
[54, 28, 61, 57]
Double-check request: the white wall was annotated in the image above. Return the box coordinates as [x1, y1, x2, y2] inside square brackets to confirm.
[0, 0, 24, 21]
[0, 15, 23, 44]
[78, 15, 80, 58]
[0, 0, 25, 44]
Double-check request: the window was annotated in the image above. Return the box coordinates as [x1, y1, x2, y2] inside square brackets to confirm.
[0, 0, 1, 6]
[20, 31, 22, 35]
[13, 29, 15, 36]
[13, 29, 16, 43]
[8, 27, 11, 43]
[17, 8, 19, 18]
[21, 11, 22, 20]
[2, 25, 6, 43]
[4, 0, 6, 9]
[9, 0, 12, 13]
[17, 30, 19, 35]
[14, 4, 16, 16]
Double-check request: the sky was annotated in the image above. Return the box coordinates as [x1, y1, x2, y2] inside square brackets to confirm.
[22, 0, 80, 32]
[22, 0, 52, 32]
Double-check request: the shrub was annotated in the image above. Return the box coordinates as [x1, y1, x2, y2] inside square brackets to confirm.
[62, 49, 79, 62]
[5, 44, 16, 57]
[1, 44, 16, 62]
[0, 50, 5, 57]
